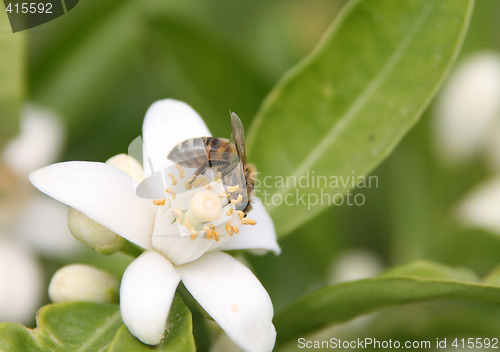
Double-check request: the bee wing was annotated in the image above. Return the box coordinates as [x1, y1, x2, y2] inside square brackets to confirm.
[231, 112, 247, 165]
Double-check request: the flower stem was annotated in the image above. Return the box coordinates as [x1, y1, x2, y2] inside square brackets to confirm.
[119, 241, 143, 258]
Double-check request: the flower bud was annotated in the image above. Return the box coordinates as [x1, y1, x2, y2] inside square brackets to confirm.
[49, 264, 118, 304]
[67, 207, 125, 255]
[106, 154, 144, 182]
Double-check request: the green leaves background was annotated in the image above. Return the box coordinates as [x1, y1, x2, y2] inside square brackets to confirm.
[247, 0, 473, 236]
[3, 0, 500, 350]
[0, 1, 23, 141]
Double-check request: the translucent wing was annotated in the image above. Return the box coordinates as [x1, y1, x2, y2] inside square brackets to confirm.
[231, 112, 247, 165]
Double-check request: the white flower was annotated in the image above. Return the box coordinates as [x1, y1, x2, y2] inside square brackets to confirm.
[0, 104, 80, 324]
[456, 176, 500, 235]
[434, 52, 500, 165]
[0, 239, 43, 324]
[1, 104, 81, 258]
[327, 248, 383, 284]
[29, 99, 280, 351]
[3, 104, 64, 176]
[434, 52, 500, 162]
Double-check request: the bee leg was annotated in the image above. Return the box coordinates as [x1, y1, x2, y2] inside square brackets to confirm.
[187, 163, 208, 185]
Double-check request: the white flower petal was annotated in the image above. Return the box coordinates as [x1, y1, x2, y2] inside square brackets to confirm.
[151, 207, 228, 265]
[178, 251, 276, 352]
[3, 104, 64, 176]
[0, 239, 43, 324]
[29, 161, 156, 249]
[456, 176, 500, 234]
[142, 99, 211, 176]
[15, 193, 82, 258]
[434, 52, 500, 163]
[120, 251, 180, 345]
[218, 200, 281, 255]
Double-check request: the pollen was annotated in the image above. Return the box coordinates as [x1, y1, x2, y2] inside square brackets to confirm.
[241, 218, 257, 225]
[204, 225, 220, 241]
[232, 225, 239, 234]
[219, 192, 230, 198]
[192, 175, 206, 187]
[176, 164, 185, 178]
[165, 188, 176, 199]
[183, 219, 198, 240]
[168, 173, 177, 185]
[172, 207, 183, 222]
[225, 221, 234, 236]
[185, 181, 192, 190]
[226, 208, 234, 216]
[235, 210, 245, 220]
[205, 183, 213, 191]
[153, 199, 165, 206]
[231, 194, 243, 205]
[227, 185, 239, 192]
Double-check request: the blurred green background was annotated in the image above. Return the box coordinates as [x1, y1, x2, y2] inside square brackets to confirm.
[2, 0, 500, 350]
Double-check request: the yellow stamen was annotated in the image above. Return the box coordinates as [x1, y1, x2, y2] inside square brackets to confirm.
[235, 210, 245, 220]
[215, 172, 222, 183]
[172, 207, 183, 221]
[241, 218, 257, 225]
[204, 224, 219, 241]
[227, 185, 239, 192]
[153, 199, 165, 206]
[226, 208, 234, 216]
[232, 225, 239, 234]
[183, 219, 197, 240]
[231, 194, 243, 205]
[225, 221, 233, 236]
[205, 183, 213, 190]
[185, 181, 192, 190]
[176, 164, 185, 178]
[168, 173, 177, 185]
[204, 225, 213, 240]
[165, 188, 176, 199]
[219, 192, 230, 198]
[192, 175, 206, 187]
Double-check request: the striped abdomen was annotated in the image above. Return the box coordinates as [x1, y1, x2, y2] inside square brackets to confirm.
[167, 137, 238, 168]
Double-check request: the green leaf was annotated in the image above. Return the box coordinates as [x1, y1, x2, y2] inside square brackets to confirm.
[483, 265, 500, 286]
[0, 323, 45, 352]
[274, 261, 500, 344]
[246, 0, 475, 237]
[0, 297, 195, 352]
[107, 297, 195, 352]
[381, 260, 480, 282]
[0, 6, 23, 142]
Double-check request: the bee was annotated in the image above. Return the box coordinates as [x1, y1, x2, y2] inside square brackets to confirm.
[167, 112, 256, 213]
